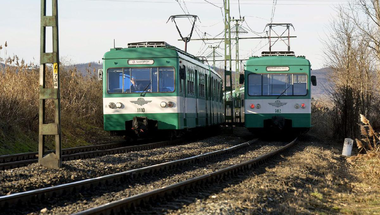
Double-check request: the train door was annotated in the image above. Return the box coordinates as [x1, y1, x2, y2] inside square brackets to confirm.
[205, 73, 209, 126]
[180, 65, 187, 128]
[209, 74, 212, 125]
[195, 69, 198, 127]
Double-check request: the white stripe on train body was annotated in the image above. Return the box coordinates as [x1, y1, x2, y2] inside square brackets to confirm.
[103, 97, 220, 115]
[245, 99, 311, 114]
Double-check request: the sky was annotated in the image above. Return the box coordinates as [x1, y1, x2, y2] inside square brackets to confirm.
[0, 0, 351, 70]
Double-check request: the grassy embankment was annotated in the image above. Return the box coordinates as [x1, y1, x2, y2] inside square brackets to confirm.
[311, 99, 380, 214]
[0, 59, 114, 155]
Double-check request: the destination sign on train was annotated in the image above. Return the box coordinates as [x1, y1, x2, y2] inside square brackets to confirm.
[128, 59, 154, 65]
[266, 66, 289, 72]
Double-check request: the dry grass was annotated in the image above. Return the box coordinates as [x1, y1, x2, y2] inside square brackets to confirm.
[341, 114, 380, 214]
[0, 56, 111, 155]
[310, 98, 335, 139]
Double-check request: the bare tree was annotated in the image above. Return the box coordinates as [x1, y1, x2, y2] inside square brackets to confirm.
[324, 6, 376, 139]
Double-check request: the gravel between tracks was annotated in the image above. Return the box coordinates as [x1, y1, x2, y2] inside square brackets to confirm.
[22, 138, 282, 214]
[5, 130, 349, 215]
[166, 134, 353, 215]
[0, 135, 244, 196]
[0, 128, 287, 214]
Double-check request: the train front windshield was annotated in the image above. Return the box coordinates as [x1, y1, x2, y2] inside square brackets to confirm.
[107, 67, 175, 93]
[248, 73, 307, 96]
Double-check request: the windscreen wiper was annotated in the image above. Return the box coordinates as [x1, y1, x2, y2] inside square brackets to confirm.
[277, 85, 292, 99]
[140, 83, 151, 97]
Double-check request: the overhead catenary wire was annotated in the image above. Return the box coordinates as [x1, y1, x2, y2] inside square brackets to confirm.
[270, 0, 277, 23]
[84, 0, 350, 6]
[203, 0, 224, 19]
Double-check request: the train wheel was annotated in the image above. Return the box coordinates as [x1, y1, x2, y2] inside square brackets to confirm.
[169, 130, 183, 140]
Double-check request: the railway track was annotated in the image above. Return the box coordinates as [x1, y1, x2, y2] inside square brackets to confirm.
[0, 139, 178, 170]
[74, 138, 297, 215]
[0, 137, 296, 214]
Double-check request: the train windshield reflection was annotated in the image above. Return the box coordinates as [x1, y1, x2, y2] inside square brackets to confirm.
[248, 73, 307, 96]
[107, 67, 175, 93]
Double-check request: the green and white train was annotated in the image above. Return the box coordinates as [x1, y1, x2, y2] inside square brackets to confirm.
[240, 51, 317, 134]
[101, 41, 224, 139]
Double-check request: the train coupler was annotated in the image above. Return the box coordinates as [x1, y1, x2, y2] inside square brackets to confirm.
[130, 117, 158, 137]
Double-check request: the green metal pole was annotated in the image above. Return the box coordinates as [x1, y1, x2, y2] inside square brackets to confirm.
[39, 0, 62, 169]
[224, 0, 233, 125]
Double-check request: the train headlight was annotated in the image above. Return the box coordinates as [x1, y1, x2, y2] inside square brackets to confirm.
[294, 104, 300, 109]
[256, 104, 261, 109]
[250, 104, 255, 109]
[160, 101, 167, 108]
[116, 102, 123, 108]
[301, 103, 306, 109]
[108, 102, 116, 109]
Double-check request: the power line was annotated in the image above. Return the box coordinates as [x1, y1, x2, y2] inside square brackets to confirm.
[203, 0, 221, 8]
[203, 0, 224, 19]
[270, 0, 277, 23]
[84, 0, 350, 5]
[243, 20, 265, 36]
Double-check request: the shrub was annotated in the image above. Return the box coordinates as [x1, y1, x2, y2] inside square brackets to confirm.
[0, 58, 109, 154]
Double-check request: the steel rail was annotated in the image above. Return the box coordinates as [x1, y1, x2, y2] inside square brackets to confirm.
[0, 139, 257, 209]
[74, 138, 297, 215]
[0, 141, 125, 163]
[0, 139, 176, 170]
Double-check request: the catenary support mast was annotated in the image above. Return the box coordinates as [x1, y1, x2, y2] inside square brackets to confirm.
[38, 0, 62, 169]
[224, 0, 233, 125]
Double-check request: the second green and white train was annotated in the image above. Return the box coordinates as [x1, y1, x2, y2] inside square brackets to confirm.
[240, 51, 317, 134]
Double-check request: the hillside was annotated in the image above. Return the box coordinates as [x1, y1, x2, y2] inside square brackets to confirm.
[66, 62, 102, 76]
[311, 67, 331, 100]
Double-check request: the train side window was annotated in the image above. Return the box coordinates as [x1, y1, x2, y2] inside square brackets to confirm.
[180, 66, 186, 94]
[199, 73, 205, 98]
[152, 68, 158, 92]
[293, 74, 307, 95]
[159, 68, 174, 92]
[211, 77, 214, 100]
[248, 74, 262, 95]
[215, 80, 217, 101]
[107, 68, 123, 93]
[187, 80, 190, 94]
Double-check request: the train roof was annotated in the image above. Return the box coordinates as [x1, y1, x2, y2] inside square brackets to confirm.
[103, 41, 201, 62]
[246, 55, 310, 67]
[103, 41, 221, 79]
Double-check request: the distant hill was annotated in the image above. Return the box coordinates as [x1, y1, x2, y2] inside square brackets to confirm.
[66, 62, 103, 76]
[0, 62, 103, 76]
[311, 67, 332, 100]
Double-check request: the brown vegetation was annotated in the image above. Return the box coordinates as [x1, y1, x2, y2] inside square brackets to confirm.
[0, 52, 110, 155]
[355, 114, 380, 153]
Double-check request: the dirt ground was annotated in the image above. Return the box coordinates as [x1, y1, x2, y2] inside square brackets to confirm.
[168, 132, 380, 214]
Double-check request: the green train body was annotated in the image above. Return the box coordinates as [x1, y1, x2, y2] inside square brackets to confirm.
[242, 52, 316, 134]
[102, 42, 224, 138]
